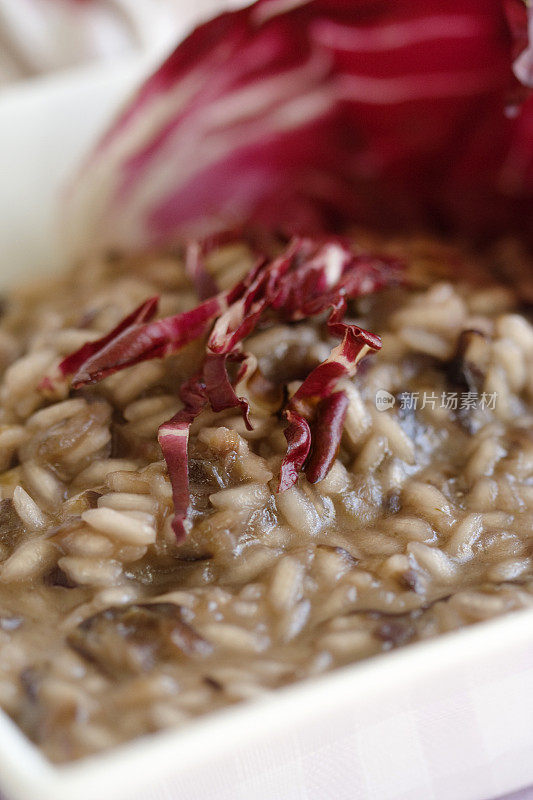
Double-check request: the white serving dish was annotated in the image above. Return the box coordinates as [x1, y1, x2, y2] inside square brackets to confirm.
[1, 51, 533, 800]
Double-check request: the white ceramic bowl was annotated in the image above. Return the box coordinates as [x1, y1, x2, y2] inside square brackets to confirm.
[1, 55, 533, 800]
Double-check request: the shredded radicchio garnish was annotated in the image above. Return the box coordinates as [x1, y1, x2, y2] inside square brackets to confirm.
[51, 0, 532, 539]
[53, 237, 403, 540]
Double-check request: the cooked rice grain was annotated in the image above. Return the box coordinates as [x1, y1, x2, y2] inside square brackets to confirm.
[0, 234, 531, 764]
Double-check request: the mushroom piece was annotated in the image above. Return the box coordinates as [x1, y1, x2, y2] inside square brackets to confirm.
[447, 329, 489, 394]
[0, 498, 22, 556]
[67, 602, 212, 678]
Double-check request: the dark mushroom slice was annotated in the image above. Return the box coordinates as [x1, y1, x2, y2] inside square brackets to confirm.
[447, 329, 488, 394]
[67, 602, 212, 679]
[43, 566, 78, 589]
[0, 498, 22, 556]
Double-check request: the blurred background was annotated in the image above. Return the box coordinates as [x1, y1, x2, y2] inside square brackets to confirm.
[0, 0, 235, 85]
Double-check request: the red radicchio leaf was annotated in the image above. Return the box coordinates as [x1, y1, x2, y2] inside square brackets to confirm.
[305, 390, 349, 484]
[157, 375, 208, 542]
[57, 236, 402, 537]
[65, 295, 224, 387]
[278, 409, 312, 493]
[57, 296, 159, 379]
[66, 0, 533, 253]
[56, 1, 532, 537]
[278, 317, 381, 492]
[59, 238, 396, 388]
[184, 241, 219, 301]
[203, 352, 252, 429]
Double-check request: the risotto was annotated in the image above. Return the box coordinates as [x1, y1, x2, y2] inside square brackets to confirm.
[0, 231, 531, 762]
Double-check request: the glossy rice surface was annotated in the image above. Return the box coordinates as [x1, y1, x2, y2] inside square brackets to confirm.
[0, 233, 531, 762]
